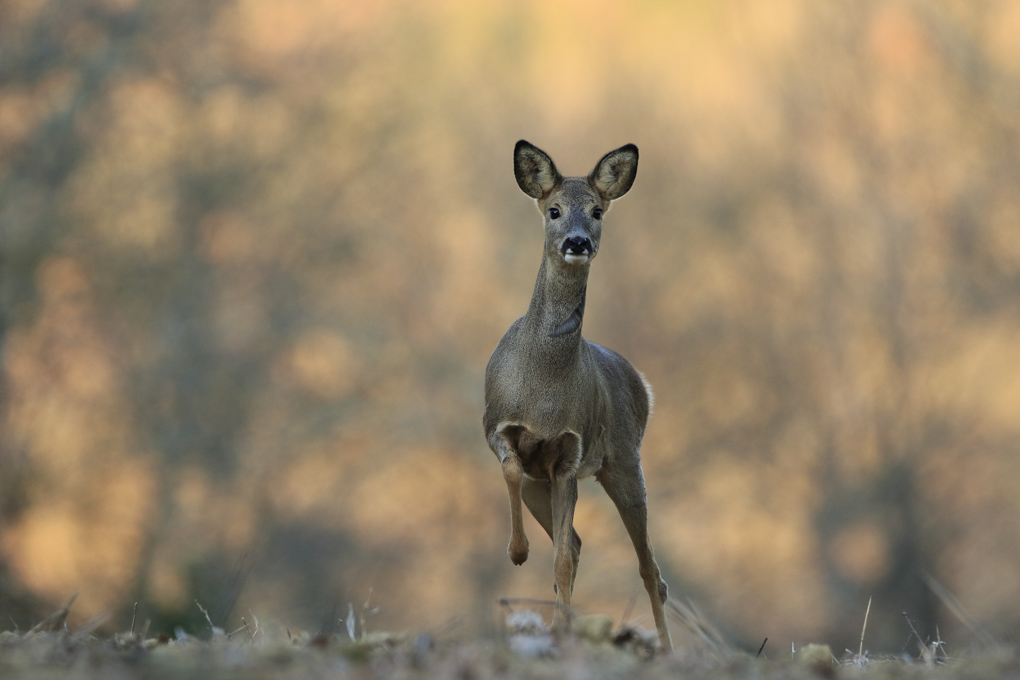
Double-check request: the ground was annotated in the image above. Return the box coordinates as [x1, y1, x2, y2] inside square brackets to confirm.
[1, 600, 1018, 680]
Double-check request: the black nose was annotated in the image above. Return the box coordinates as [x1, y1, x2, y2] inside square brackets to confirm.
[561, 236, 593, 255]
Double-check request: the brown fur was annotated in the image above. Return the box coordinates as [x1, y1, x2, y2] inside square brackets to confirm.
[483, 140, 673, 652]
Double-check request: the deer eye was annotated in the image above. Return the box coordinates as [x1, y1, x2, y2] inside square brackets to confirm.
[549, 207, 561, 219]
[592, 208, 603, 220]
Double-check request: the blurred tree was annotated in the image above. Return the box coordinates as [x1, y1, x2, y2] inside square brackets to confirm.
[1, 0, 1018, 652]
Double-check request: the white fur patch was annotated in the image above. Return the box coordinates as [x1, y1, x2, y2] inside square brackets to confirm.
[563, 253, 590, 265]
[639, 372, 655, 415]
[495, 421, 526, 435]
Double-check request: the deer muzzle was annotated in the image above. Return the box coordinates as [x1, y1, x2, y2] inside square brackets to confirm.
[560, 236, 594, 265]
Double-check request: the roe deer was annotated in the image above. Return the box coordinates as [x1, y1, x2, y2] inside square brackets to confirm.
[483, 140, 673, 652]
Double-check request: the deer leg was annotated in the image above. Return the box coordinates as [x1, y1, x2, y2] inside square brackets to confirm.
[522, 477, 582, 594]
[548, 472, 579, 632]
[500, 453, 529, 565]
[598, 463, 674, 653]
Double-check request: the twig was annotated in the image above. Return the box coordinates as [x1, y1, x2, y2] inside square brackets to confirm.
[73, 612, 110, 639]
[924, 573, 997, 649]
[237, 617, 259, 644]
[248, 611, 259, 643]
[666, 599, 730, 655]
[902, 611, 924, 645]
[359, 588, 374, 640]
[195, 600, 215, 632]
[932, 626, 948, 661]
[130, 602, 138, 636]
[859, 596, 872, 658]
[757, 638, 768, 657]
[29, 591, 79, 634]
[619, 590, 639, 630]
[226, 622, 249, 640]
[345, 603, 356, 641]
[902, 610, 929, 658]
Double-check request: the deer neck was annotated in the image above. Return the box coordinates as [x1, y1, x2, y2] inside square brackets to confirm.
[525, 257, 589, 341]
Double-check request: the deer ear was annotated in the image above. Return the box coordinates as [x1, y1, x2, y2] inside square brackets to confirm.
[589, 144, 638, 201]
[514, 140, 561, 199]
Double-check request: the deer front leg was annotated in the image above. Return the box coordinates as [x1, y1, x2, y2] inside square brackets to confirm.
[490, 429, 530, 565]
[522, 477, 582, 592]
[501, 454, 529, 565]
[549, 472, 579, 632]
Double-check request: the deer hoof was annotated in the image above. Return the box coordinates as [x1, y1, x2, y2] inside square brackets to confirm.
[551, 605, 571, 632]
[508, 541, 529, 565]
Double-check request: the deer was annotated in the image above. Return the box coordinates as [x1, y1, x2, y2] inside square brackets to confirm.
[483, 140, 673, 652]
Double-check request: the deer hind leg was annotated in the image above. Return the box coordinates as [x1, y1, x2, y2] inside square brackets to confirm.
[522, 477, 582, 595]
[598, 462, 674, 653]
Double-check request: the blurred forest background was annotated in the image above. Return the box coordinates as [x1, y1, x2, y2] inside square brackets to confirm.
[2, 0, 1019, 656]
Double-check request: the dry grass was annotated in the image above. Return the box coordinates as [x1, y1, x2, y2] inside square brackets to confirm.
[0, 595, 1017, 680]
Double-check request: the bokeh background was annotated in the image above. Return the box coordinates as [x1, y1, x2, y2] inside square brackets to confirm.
[2, 0, 1019, 656]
